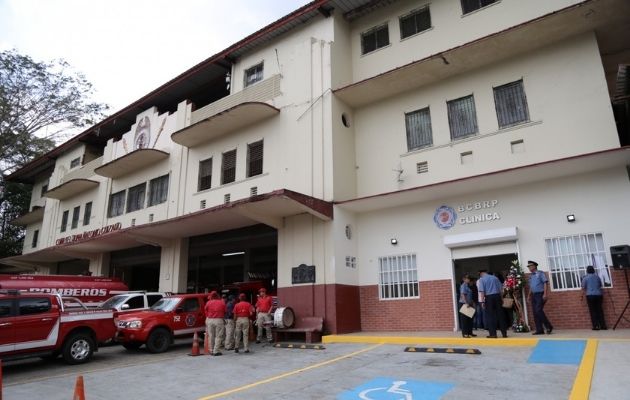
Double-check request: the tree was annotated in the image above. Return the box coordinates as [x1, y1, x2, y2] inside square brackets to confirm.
[0, 49, 109, 258]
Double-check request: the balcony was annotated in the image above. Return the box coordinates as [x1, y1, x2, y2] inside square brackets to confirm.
[44, 157, 102, 200]
[334, 0, 629, 107]
[95, 149, 169, 179]
[10, 207, 45, 226]
[172, 74, 281, 147]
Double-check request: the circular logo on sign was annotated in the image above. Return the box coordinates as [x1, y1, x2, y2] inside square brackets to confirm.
[433, 205, 457, 230]
[185, 314, 196, 327]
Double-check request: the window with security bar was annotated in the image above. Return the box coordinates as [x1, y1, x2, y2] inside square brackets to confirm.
[405, 107, 433, 151]
[127, 183, 146, 213]
[221, 149, 237, 184]
[247, 140, 263, 178]
[545, 233, 612, 291]
[148, 174, 169, 207]
[399, 6, 431, 39]
[244, 62, 263, 87]
[361, 23, 389, 55]
[447, 95, 478, 140]
[461, 0, 498, 14]
[378, 253, 419, 299]
[494, 79, 529, 128]
[198, 158, 213, 191]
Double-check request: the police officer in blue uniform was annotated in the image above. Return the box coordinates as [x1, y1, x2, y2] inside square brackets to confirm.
[477, 269, 508, 338]
[527, 260, 553, 335]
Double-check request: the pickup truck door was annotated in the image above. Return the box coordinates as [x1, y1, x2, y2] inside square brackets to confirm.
[172, 298, 205, 335]
[13, 297, 59, 350]
[0, 298, 16, 353]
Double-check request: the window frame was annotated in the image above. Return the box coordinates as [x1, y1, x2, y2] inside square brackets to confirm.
[148, 174, 169, 207]
[461, 0, 499, 15]
[221, 149, 237, 185]
[60, 210, 69, 233]
[246, 140, 264, 178]
[198, 157, 213, 191]
[244, 62, 264, 88]
[31, 229, 39, 248]
[108, 190, 126, 218]
[378, 253, 419, 300]
[83, 202, 92, 226]
[493, 79, 530, 129]
[399, 6, 432, 40]
[126, 182, 147, 213]
[71, 206, 80, 229]
[545, 232, 612, 291]
[70, 157, 81, 169]
[361, 22, 390, 55]
[405, 107, 433, 151]
[447, 94, 478, 140]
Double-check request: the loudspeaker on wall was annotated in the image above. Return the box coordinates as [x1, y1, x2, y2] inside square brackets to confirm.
[610, 245, 630, 269]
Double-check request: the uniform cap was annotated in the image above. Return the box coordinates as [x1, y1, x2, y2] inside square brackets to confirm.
[527, 261, 538, 268]
[258, 288, 266, 293]
[239, 293, 247, 301]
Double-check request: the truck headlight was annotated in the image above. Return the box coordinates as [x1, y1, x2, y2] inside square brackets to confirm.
[127, 320, 142, 329]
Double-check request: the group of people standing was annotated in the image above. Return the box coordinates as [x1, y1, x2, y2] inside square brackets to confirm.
[203, 287, 275, 356]
[460, 260, 608, 337]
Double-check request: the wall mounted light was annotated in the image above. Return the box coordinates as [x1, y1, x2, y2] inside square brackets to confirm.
[222, 251, 245, 257]
[566, 214, 576, 223]
[390, 238, 398, 245]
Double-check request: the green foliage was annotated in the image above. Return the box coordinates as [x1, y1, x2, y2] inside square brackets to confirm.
[0, 49, 109, 259]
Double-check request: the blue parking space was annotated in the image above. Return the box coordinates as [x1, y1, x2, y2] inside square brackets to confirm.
[337, 377, 454, 400]
[527, 340, 586, 365]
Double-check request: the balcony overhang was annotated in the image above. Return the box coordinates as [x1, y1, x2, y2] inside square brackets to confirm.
[171, 102, 280, 147]
[336, 147, 630, 214]
[10, 207, 45, 226]
[334, 0, 630, 108]
[94, 149, 170, 179]
[44, 179, 99, 200]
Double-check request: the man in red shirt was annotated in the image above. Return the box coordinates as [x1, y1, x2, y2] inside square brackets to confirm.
[233, 293, 254, 353]
[204, 291, 226, 356]
[255, 288, 274, 343]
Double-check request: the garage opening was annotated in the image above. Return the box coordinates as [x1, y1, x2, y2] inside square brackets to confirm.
[110, 245, 161, 291]
[187, 224, 277, 294]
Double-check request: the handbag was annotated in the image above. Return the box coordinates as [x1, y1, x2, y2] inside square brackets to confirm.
[502, 297, 514, 308]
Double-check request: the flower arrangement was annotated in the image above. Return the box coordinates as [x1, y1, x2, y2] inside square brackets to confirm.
[503, 259, 525, 293]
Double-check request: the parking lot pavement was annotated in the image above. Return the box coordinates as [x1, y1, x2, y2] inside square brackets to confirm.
[2, 333, 629, 399]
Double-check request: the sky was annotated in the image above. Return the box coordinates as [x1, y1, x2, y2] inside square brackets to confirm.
[0, 0, 311, 114]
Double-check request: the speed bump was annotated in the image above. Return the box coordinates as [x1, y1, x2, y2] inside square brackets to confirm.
[274, 343, 326, 350]
[404, 347, 481, 355]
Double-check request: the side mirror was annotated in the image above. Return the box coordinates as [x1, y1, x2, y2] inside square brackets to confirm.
[175, 307, 184, 313]
[121, 304, 130, 310]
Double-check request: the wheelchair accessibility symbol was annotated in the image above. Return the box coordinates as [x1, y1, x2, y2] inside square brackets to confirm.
[337, 377, 453, 400]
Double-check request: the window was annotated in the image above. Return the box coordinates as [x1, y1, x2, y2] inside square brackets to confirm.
[182, 298, 200, 312]
[31, 229, 39, 248]
[461, 0, 498, 14]
[244, 62, 264, 87]
[61, 210, 69, 232]
[405, 107, 433, 150]
[198, 158, 213, 191]
[127, 183, 146, 213]
[447, 95, 478, 140]
[361, 23, 389, 55]
[124, 296, 145, 310]
[71, 206, 80, 229]
[0, 299, 12, 317]
[400, 7, 431, 39]
[545, 233, 612, 291]
[18, 297, 51, 315]
[494, 80, 529, 128]
[108, 190, 126, 217]
[247, 140, 264, 177]
[83, 202, 92, 226]
[378, 253, 419, 299]
[148, 174, 169, 207]
[70, 157, 81, 169]
[221, 149, 237, 185]
[40, 184, 48, 198]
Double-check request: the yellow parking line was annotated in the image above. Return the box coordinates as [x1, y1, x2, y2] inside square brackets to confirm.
[323, 335, 536, 347]
[197, 343, 383, 400]
[569, 339, 598, 400]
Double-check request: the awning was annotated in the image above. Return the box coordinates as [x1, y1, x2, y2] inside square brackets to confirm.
[44, 179, 100, 200]
[94, 149, 169, 179]
[10, 207, 45, 226]
[171, 102, 280, 147]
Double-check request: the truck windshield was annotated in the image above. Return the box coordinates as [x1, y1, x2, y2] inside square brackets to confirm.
[100, 295, 128, 309]
[150, 298, 180, 312]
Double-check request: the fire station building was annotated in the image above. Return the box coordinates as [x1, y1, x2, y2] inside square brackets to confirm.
[4, 0, 630, 333]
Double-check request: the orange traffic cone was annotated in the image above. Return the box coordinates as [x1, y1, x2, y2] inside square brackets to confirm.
[189, 331, 200, 356]
[72, 375, 85, 400]
[203, 332, 210, 355]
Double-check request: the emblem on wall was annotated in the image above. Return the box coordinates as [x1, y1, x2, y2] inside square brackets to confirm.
[433, 205, 457, 230]
[134, 116, 151, 150]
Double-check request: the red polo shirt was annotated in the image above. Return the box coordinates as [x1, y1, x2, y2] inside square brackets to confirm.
[256, 295, 273, 313]
[234, 301, 253, 318]
[204, 299, 226, 318]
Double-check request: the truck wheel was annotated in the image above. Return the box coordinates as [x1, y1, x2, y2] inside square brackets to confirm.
[122, 342, 142, 351]
[62, 333, 94, 364]
[146, 328, 171, 353]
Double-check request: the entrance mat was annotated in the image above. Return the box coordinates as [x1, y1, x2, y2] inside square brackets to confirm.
[405, 347, 481, 355]
[273, 343, 325, 350]
[338, 377, 454, 400]
[527, 340, 586, 365]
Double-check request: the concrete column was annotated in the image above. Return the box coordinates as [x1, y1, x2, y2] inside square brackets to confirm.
[88, 253, 111, 277]
[158, 238, 189, 293]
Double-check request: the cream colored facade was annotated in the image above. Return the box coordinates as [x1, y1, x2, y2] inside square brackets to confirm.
[6, 0, 630, 332]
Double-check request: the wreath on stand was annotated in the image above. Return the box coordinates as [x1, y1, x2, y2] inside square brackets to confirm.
[503, 260, 530, 333]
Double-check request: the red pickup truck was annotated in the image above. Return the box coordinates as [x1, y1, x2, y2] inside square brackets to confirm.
[0, 290, 116, 364]
[115, 293, 207, 353]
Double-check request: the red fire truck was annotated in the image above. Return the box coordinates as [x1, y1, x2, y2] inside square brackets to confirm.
[0, 274, 128, 307]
